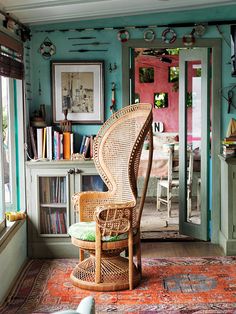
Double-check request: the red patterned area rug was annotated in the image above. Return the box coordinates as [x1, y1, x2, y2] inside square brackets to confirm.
[1, 257, 236, 313]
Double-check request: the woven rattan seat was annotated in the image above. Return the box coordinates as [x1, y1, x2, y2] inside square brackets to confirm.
[69, 103, 153, 291]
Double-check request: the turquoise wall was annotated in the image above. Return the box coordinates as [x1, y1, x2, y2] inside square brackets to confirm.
[29, 4, 236, 147]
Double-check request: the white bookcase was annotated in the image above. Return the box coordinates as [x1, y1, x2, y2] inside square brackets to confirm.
[219, 155, 236, 255]
[26, 160, 106, 258]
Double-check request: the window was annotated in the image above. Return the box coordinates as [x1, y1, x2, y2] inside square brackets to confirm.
[0, 32, 24, 233]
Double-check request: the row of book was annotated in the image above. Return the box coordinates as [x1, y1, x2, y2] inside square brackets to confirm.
[40, 177, 67, 204]
[79, 135, 96, 159]
[40, 208, 67, 235]
[29, 126, 74, 160]
[222, 136, 236, 157]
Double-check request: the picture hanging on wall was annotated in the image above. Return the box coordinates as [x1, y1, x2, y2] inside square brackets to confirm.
[139, 67, 154, 83]
[51, 61, 104, 124]
[154, 92, 168, 109]
[168, 66, 179, 82]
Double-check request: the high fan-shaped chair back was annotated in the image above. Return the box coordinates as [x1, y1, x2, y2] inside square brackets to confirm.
[69, 103, 153, 291]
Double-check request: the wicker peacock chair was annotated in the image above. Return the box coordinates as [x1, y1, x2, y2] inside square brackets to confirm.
[68, 103, 153, 291]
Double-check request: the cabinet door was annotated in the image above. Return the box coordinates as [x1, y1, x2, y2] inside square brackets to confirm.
[73, 168, 107, 223]
[32, 168, 70, 237]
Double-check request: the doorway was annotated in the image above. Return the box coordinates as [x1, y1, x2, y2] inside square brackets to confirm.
[122, 39, 221, 243]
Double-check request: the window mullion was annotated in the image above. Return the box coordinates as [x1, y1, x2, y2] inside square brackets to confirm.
[7, 78, 16, 211]
[0, 77, 6, 230]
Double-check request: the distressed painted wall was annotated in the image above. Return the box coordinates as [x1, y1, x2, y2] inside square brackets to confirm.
[29, 4, 236, 149]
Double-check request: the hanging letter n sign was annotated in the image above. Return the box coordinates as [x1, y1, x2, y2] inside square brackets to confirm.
[152, 121, 164, 133]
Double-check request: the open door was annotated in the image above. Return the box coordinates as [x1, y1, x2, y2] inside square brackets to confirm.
[179, 48, 210, 241]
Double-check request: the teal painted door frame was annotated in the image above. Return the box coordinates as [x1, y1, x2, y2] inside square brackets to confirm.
[122, 39, 221, 244]
[179, 48, 209, 241]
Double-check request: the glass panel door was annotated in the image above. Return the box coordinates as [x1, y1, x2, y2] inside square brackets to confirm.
[39, 176, 68, 236]
[179, 48, 210, 241]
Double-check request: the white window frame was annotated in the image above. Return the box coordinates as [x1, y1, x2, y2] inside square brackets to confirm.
[0, 77, 22, 233]
[15, 79, 26, 210]
[7, 78, 17, 211]
[0, 78, 5, 232]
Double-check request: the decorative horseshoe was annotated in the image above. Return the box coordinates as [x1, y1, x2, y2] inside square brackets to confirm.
[162, 28, 177, 44]
[39, 37, 56, 59]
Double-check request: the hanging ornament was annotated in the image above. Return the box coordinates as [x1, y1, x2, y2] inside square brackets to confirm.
[182, 29, 195, 47]
[39, 37, 56, 59]
[109, 63, 117, 72]
[194, 24, 207, 37]
[117, 29, 130, 42]
[161, 28, 177, 44]
[110, 82, 116, 113]
[143, 29, 155, 42]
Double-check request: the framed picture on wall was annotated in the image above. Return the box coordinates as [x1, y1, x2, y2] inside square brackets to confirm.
[168, 66, 179, 83]
[154, 92, 168, 108]
[139, 67, 154, 83]
[51, 61, 104, 124]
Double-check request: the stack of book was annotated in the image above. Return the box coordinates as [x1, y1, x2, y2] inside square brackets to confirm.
[79, 135, 96, 159]
[29, 126, 74, 160]
[222, 136, 236, 158]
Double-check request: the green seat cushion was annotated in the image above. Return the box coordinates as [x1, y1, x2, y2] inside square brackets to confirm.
[68, 221, 130, 242]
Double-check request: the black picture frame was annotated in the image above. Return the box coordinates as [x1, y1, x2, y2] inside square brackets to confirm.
[139, 67, 154, 83]
[51, 61, 104, 124]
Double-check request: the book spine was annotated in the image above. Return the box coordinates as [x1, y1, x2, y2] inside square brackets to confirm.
[63, 132, 71, 160]
[60, 133, 63, 159]
[83, 136, 90, 158]
[79, 135, 86, 154]
[46, 126, 53, 160]
[36, 128, 43, 159]
[70, 133, 74, 158]
[29, 126, 37, 159]
[56, 210, 61, 234]
[53, 131, 57, 160]
[59, 212, 66, 234]
[42, 127, 47, 158]
[90, 135, 95, 159]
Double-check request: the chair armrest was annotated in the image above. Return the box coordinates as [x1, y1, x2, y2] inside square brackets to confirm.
[94, 202, 135, 236]
[72, 191, 113, 222]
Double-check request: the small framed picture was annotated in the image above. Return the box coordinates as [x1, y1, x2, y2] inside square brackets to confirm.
[139, 67, 154, 83]
[51, 61, 104, 124]
[154, 92, 168, 108]
[168, 66, 179, 83]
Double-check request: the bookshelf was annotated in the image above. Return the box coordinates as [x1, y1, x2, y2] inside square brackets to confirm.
[219, 155, 236, 255]
[39, 177, 67, 235]
[26, 159, 107, 257]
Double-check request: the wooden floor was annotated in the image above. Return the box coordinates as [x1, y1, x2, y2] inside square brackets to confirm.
[141, 241, 224, 258]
